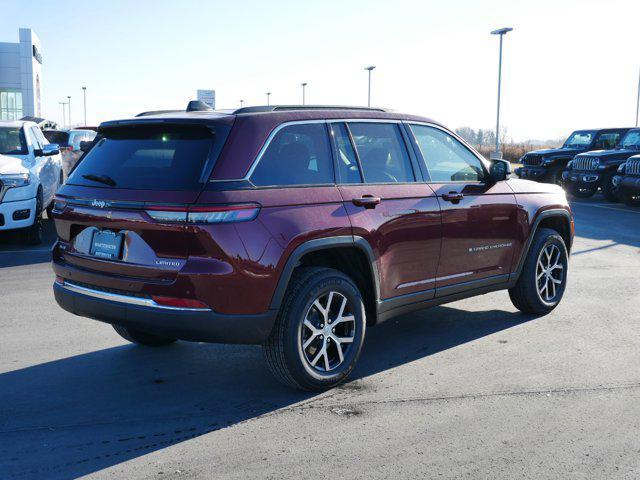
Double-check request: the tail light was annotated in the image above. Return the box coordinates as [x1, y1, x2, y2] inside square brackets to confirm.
[145, 204, 260, 224]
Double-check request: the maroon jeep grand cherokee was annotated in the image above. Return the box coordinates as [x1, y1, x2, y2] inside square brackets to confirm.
[52, 104, 574, 390]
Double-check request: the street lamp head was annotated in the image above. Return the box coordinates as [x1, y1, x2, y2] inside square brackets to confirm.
[365, 65, 376, 71]
[491, 27, 513, 35]
[301, 82, 307, 87]
[82, 86, 86, 90]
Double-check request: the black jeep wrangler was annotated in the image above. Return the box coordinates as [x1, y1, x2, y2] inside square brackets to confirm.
[612, 154, 640, 207]
[515, 128, 629, 184]
[562, 128, 640, 201]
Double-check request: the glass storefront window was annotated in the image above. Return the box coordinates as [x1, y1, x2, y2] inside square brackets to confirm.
[0, 90, 24, 121]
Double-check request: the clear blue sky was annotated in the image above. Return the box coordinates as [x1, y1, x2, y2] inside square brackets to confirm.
[2, 0, 638, 141]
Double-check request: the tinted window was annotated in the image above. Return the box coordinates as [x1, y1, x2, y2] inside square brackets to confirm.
[0, 127, 27, 155]
[348, 123, 414, 183]
[251, 123, 334, 186]
[67, 124, 229, 190]
[330, 123, 361, 183]
[594, 132, 620, 150]
[410, 125, 485, 182]
[43, 130, 69, 146]
[30, 127, 44, 149]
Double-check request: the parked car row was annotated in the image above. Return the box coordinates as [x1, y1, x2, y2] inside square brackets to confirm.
[515, 127, 640, 207]
[0, 121, 96, 244]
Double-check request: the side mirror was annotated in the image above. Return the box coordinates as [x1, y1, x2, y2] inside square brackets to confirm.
[79, 141, 93, 153]
[43, 144, 60, 156]
[489, 159, 511, 182]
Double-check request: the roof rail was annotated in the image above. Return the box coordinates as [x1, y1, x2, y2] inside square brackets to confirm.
[232, 105, 388, 114]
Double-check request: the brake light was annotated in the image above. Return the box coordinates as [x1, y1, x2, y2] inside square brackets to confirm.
[151, 295, 210, 310]
[188, 204, 260, 224]
[144, 204, 260, 224]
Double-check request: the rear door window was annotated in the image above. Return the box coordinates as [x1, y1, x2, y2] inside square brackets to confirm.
[347, 123, 415, 183]
[43, 130, 69, 146]
[329, 123, 362, 184]
[250, 123, 334, 187]
[67, 124, 229, 190]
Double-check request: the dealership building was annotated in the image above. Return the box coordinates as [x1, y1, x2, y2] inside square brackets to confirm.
[0, 28, 43, 120]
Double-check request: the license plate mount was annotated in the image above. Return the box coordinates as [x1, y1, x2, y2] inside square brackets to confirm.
[89, 230, 123, 260]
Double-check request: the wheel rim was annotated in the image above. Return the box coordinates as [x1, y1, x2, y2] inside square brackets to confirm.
[301, 291, 356, 373]
[536, 244, 564, 303]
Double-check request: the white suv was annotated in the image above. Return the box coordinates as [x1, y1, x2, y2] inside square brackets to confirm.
[0, 120, 64, 244]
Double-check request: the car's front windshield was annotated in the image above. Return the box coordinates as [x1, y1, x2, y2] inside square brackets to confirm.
[620, 130, 640, 150]
[563, 131, 595, 148]
[0, 127, 28, 155]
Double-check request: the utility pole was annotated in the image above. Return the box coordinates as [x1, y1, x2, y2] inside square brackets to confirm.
[490, 27, 513, 159]
[365, 66, 376, 107]
[59, 102, 66, 128]
[266, 92, 271, 106]
[82, 87, 87, 126]
[67, 96, 72, 127]
[301, 83, 307, 105]
[636, 69, 640, 127]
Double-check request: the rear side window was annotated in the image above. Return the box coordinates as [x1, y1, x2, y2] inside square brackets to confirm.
[410, 125, 485, 182]
[594, 132, 620, 150]
[251, 123, 334, 187]
[330, 123, 362, 184]
[67, 124, 229, 190]
[43, 130, 69, 146]
[348, 123, 415, 183]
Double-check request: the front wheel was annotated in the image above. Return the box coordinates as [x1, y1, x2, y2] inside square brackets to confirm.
[21, 190, 43, 245]
[263, 267, 366, 391]
[601, 172, 619, 203]
[509, 228, 569, 315]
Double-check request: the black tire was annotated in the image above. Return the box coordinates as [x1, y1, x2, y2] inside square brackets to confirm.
[263, 267, 366, 391]
[112, 324, 177, 347]
[509, 228, 568, 315]
[22, 190, 43, 245]
[621, 189, 640, 207]
[547, 168, 563, 185]
[600, 172, 619, 203]
[567, 184, 596, 198]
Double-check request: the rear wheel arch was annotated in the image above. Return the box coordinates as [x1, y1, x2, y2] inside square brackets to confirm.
[270, 236, 379, 325]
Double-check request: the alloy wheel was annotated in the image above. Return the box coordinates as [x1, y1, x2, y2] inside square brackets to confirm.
[536, 244, 564, 303]
[301, 291, 356, 372]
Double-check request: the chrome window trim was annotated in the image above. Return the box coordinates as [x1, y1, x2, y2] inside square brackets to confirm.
[60, 281, 212, 311]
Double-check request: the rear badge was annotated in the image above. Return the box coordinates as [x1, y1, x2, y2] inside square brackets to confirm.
[155, 259, 182, 268]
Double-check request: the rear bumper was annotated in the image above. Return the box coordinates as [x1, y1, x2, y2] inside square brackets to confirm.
[0, 197, 36, 231]
[53, 281, 276, 344]
[561, 170, 601, 187]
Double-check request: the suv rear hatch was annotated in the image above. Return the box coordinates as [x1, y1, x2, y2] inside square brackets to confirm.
[53, 119, 232, 285]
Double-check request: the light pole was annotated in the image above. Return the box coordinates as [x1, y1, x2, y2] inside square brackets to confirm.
[301, 82, 307, 105]
[82, 86, 87, 126]
[240, 99, 244, 108]
[59, 102, 66, 128]
[491, 27, 513, 158]
[266, 92, 271, 106]
[635, 66, 639, 127]
[67, 95, 72, 127]
[365, 65, 376, 107]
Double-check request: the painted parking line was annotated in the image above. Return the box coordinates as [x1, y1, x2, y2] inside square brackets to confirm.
[570, 202, 640, 215]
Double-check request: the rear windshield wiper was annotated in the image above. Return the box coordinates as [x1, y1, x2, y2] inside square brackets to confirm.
[82, 173, 117, 187]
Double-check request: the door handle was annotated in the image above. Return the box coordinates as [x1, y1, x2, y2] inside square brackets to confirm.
[442, 192, 464, 203]
[352, 195, 381, 209]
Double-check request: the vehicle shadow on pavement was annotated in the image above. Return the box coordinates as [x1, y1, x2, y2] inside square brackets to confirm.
[0, 218, 56, 268]
[0, 305, 534, 479]
[569, 199, 640, 251]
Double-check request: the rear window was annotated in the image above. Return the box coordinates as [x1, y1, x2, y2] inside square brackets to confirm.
[43, 130, 69, 146]
[67, 124, 229, 190]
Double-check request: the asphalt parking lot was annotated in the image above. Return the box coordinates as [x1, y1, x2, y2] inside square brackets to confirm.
[0, 196, 638, 480]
